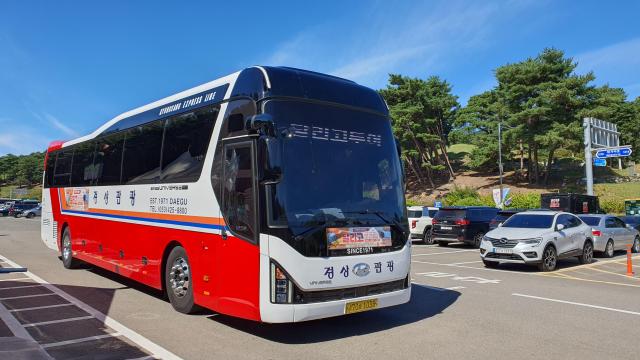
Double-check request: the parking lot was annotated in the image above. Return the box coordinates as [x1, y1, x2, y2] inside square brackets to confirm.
[1, 217, 639, 360]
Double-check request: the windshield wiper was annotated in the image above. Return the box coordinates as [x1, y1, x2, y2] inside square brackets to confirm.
[340, 209, 407, 238]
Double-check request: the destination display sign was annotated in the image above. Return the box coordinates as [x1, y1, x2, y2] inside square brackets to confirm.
[595, 147, 632, 159]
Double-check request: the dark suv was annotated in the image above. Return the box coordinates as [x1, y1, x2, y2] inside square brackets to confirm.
[8, 201, 39, 217]
[432, 206, 499, 248]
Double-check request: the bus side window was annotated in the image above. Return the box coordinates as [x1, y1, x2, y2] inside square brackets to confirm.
[70, 142, 96, 187]
[94, 133, 126, 186]
[44, 152, 56, 188]
[222, 143, 256, 242]
[52, 149, 73, 187]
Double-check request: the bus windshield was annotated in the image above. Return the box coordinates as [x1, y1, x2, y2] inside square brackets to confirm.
[265, 100, 405, 233]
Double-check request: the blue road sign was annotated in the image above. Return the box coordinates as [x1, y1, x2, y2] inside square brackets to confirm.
[434, 201, 442, 208]
[593, 158, 607, 167]
[595, 147, 632, 159]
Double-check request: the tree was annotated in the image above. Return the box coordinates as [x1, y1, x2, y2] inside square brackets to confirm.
[455, 48, 594, 184]
[380, 75, 459, 189]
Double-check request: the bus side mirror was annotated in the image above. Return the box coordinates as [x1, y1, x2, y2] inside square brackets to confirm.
[258, 136, 282, 185]
[246, 114, 275, 136]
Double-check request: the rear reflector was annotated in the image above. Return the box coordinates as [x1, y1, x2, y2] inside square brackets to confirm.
[411, 220, 417, 229]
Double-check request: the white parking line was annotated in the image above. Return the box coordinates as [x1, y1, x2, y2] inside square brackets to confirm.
[10, 303, 74, 312]
[0, 277, 31, 282]
[445, 286, 466, 290]
[0, 255, 183, 360]
[412, 259, 537, 276]
[411, 250, 477, 256]
[0, 284, 43, 291]
[449, 261, 482, 265]
[512, 293, 640, 316]
[41, 333, 122, 348]
[23, 315, 95, 328]
[0, 292, 55, 300]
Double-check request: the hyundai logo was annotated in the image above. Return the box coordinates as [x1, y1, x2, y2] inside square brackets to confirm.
[500, 238, 508, 244]
[352, 263, 370, 277]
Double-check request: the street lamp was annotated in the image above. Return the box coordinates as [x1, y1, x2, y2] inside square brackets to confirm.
[498, 121, 514, 209]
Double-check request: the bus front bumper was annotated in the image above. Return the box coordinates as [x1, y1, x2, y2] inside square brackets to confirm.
[261, 286, 411, 323]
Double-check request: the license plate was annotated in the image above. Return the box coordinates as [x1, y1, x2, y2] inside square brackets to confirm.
[440, 226, 452, 230]
[345, 299, 378, 314]
[494, 247, 513, 254]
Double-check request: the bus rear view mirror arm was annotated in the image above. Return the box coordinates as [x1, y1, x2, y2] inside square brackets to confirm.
[246, 113, 275, 136]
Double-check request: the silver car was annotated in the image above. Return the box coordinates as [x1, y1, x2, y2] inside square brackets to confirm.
[578, 214, 640, 257]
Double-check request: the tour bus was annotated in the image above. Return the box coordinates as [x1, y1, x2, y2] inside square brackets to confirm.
[41, 66, 411, 322]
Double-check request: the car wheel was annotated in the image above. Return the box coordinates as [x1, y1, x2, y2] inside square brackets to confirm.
[26, 212, 34, 219]
[633, 237, 639, 253]
[603, 239, 614, 258]
[538, 246, 557, 272]
[422, 228, 434, 245]
[578, 240, 594, 264]
[472, 232, 484, 249]
[437, 241, 448, 247]
[483, 260, 499, 268]
[61, 227, 80, 269]
[165, 246, 198, 314]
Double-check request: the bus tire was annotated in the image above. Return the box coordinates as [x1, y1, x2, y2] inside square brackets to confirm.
[165, 246, 198, 314]
[61, 227, 80, 269]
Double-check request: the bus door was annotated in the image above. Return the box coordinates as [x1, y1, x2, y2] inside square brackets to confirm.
[216, 139, 260, 313]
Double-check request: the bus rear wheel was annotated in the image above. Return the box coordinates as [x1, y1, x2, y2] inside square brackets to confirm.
[165, 246, 198, 314]
[61, 227, 80, 269]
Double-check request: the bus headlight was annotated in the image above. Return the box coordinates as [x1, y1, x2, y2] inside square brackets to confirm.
[270, 262, 293, 304]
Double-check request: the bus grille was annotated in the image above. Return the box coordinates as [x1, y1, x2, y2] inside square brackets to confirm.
[293, 278, 408, 304]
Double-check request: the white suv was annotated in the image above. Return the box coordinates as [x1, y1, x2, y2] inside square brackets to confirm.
[480, 211, 594, 271]
[407, 206, 439, 244]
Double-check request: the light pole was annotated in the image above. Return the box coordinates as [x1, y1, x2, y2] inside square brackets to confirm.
[498, 121, 503, 207]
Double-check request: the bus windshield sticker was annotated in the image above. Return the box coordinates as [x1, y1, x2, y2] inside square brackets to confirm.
[326, 226, 392, 255]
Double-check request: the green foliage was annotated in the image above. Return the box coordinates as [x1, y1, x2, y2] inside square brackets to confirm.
[599, 198, 624, 215]
[507, 193, 540, 209]
[0, 152, 45, 186]
[443, 186, 494, 207]
[380, 75, 459, 188]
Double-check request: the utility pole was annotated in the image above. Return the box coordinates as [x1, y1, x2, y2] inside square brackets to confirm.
[584, 118, 594, 196]
[498, 121, 503, 207]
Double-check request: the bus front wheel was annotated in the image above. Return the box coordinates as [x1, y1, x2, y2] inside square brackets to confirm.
[61, 227, 80, 269]
[165, 246, 198, 314]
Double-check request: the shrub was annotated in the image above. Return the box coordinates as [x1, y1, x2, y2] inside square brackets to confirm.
[507, 192, 540, 209]
[599, 198, 624, 214]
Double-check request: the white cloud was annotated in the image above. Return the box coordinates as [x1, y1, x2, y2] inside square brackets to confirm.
[0, 126, 51, 155]
[43, 112, 78, 137]
[262, 1, 535, 87]
[575, 37, 640, 99]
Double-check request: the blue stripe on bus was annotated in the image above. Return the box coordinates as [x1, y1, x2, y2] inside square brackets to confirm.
[61, 209, 226, 231]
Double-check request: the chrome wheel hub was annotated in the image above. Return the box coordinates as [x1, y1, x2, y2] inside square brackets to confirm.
[544, 248, 556, 269]
[606, 242, 614, 256]
[62, 236, 71, 260]
[169, 257, 190, 298]
[584, 243, 593, 263]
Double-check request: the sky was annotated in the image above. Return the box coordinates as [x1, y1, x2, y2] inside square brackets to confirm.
[1, 0, 639, 156]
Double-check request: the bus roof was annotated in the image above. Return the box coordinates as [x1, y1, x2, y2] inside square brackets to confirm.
[49, 66, 388, 152]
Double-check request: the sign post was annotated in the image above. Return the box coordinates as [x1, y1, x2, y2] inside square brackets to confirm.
[583, 118, 629, 196]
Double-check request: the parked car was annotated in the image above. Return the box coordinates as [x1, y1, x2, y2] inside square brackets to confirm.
[21, 205, 42, 219]
[431, 206, 499, 248]
[578, 215, 640, 256]
[620, 215, 640, 232]
[480, 211, 594, 271]
[489, 209, 523, 230]
[407, 206, 439, 244]
[8, 201, 39, 217]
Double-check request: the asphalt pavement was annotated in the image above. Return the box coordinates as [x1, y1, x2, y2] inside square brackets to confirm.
[0, 217, 639, 360]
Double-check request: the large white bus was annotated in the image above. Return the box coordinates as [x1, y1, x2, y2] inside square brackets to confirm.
[41, 66, 411, 322]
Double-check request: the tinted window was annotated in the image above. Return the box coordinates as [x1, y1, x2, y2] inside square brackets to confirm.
[556, 214, 572, 228]
[407, 210, 422, 218]
[70, 142, 96, 186]
[435, 209, 466, 220]
[613, 218, 627, 228]
[579, 216, 601, 226]
[161, 106, 218, 183]
[222, 143, 256, 241]
[94, 133, 125, 185]
[53, 149, 73, 187]
[44, 153, 56, 188]
[428, 209, 438, 217]
[502, 214, 554, 228]
[621, 216, 640, 226]
[567, 215, 582, 228]
[122, 121, 164, 184]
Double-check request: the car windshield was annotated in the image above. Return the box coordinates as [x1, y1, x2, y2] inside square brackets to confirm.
[265, 100, 405, 232]
[578, 216, 601, 226]
[502, 214, 554, 228]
